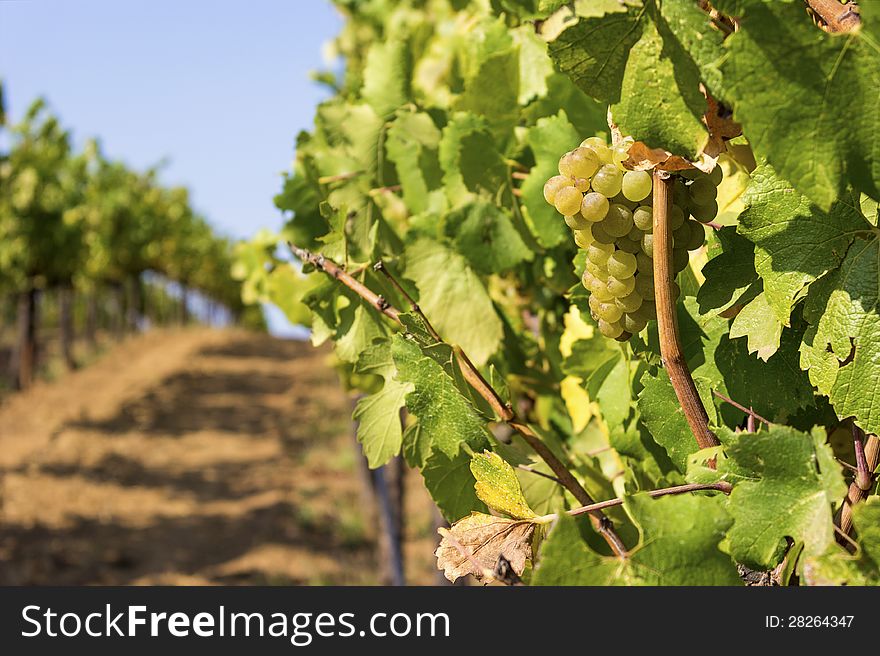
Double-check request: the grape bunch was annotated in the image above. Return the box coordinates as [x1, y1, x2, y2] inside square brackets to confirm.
[543, 136, 722, 341]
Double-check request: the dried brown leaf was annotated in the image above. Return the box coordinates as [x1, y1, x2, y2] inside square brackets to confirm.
[435, 512, 539, 583]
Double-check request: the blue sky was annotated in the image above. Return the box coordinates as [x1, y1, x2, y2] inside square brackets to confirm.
[0, 0, 343, 335]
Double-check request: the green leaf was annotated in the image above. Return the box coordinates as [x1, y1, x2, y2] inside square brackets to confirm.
[444, 201, 534, 275]
[470, 451, 536, 519]
[655, 0, 725, 97]
[533, 493, 740, 585]
[362, 39, 410, 118]
[334, 302, 389, 365]
[723, 426, 846, 569]
[696, 226, 758, 315]
[722, 1, 880, 209]
[353, 342, 413, 468]
[439, 112, 508, 208]
[403, 238, 503, 365]
[612, 10, 708, 159]
[455, 38, 520, 137]
[637, 369, 718, 473]
[511, 25, 554, 105]
[521, 111, 580, 248]
[547, 7, 645, 105]
[737, 164, 869, 325]
[800, 236, 880, 433]
[728, 292, 783, 361]
[802, 499, 880, 586]
[391, 335, 491, 459]
[423, 449, 488, 522]
[385, 111, 443, 215]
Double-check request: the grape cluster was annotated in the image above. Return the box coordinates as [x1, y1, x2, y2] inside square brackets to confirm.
[543, 137, 722, 341]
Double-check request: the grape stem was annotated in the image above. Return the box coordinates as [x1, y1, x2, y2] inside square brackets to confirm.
[290, 243, 629, 558]
[651, 171, 720, 453]
[804, 0, 860, 33]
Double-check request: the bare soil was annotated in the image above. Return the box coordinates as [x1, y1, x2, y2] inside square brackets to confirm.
[0, 328, 438, 585]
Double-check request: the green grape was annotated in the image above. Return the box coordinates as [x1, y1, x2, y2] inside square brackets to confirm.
[611, 140, 632, 170]
[636, 251, 653, 273]
[601, 203, 633, 238]
[573, 177, 590, 193]
[580, 192, 609, 222]
[563, 147, 600, 179]
[617, 237, 641, 254]
[598, 319, 624, 339]
[565, 213, 590, 230]
[707, 166, 723, 186]
[639, 300, 657, 321]
[582, 270, 597, 291]
[591, 282, 615, 302]
[623, 313, 647, 334]
[588, 293, 602, 315]
[688, 177, 717, 205]
[621, 170, 652, 202]
[554, 186, 583, 216]
[673, 179, 690, 206]
[581, 137, 612, 164]
[543, 175, 572, 204]
[611, 193, 638, 211]
[590, 221, 616, 244]
[685, 220, 706, 251]
[616, 290, 642, 313]
[586, 260, 609, 280]
[607, 275, 635, 297]
[690, 199, 718, 223]
[596, 301, 623, 323]
[607, 250, 637, 278]
[672, 247, 689, 273]
[573, 228, 593, 249]
[591, 164, 623, 197]
[635, 273, 655, 300]
[641, 232, 654, 258]
[633, 205, 653, 231]
[587, 240, 614, 264]
[672, 221, 691, 249]
[668, 204, 686, 230]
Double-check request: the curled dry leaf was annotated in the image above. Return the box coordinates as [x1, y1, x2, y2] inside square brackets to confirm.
[610, 86, 742, 173]
[436, 512, 539, 583]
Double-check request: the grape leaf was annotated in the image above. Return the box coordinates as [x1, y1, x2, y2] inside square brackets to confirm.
[800, 236, 880, 434]
[547, 6, 646, 105]
[722, 426, 846, 569]
[454, 39, 520, 137]
[737, 164, 870, 325]
[385, 111, 443, 214]
[521, 111, 579, 248]
[436, 513, 538, 583]
[612, 9, 708, 159]
[722, 1, 880, 209]
[802, 499, 880, 586]
[470, 451, 537, 520]
[423, 449, 488, 523]
[444, 201, 533, 275]
[391, 335, 491, 463]
[362, 39, 411, 118]
[696, 226, 758, 315]
[353, 342, 413, 468]
[637, 369, 718, 473]
[403, 238, 503, 365]
[439, 112, 508, 208]
[533, 494, 740, 585]
[728, 291, 783, 361]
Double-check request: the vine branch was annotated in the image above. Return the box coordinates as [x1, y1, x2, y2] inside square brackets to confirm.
[836, 426, 879, 540]
[652, 171, 720, 452]
[712, 390, 772, 426]
[291, 244, 628, 557]
[536, 481, 733, 523]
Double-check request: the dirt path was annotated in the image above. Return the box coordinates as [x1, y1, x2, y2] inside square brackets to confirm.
[0, 329, 436, 585]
